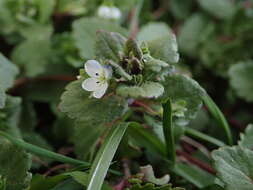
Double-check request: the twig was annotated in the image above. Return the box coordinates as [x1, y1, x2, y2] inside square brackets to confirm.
[152, 0, 169, 19]
[181, 136, 210, 158]
[131, 100, 158, 115]
[176, 150, 216, 175]
[129, 0, 144, 38]
[43, 164, 71, 176]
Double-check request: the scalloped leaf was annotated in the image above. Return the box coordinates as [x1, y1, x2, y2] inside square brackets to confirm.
[212, 146, 253, 190]
[0, 53, 19, 108]
[239, 124, 253, 149]
[0, 96, 32, 190]
[95, 30, 126, 62]
[228, 61, 253, 102]
[198, 0, 235, 20]
[116, 82, 164, 99]
[138, 22, 179, 64]
[161, 74, 206, 122]
[59, 80, 127, 158]
[72, 17, 127, 59]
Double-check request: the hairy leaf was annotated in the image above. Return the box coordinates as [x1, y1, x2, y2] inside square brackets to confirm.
[239, 124, 253, 150]
[72, 17, 127, 59]
[0, 96, 32, 190]
[212, 146, 253, 190]
[161, 74, 206, 122]
[0, 53, 19, 108]
[228, 61, 253, 102]
[60, 80, 126, 157]
[116, 82, 164, 99]
[95, 31, 126, 62]
[198, 0, 235, 20]
[138, 22, 179, 64]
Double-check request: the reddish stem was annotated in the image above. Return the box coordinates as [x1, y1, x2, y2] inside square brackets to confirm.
[176, 150, 216, 175]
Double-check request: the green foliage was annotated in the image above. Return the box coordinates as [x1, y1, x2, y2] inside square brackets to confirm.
[72, 17, 127, 59]
[161, 74, 206, 123]
[11, 28, 52, 77]
[0, 1, 252, 190]
[138, 22, 179, 64]
[178, 13, 210, 56]
[239, 124, 253, 149]
[0, 54, 19, 108]
[198, 0, 236, 20]
[60, 80, 126, 157]
[116, 82, 164, 99]
[228, 61, 253, 102]
[0, 97, 32, 190]
[95, 31, 126, 62]
[87, 122, 128, 190]
[212, 146, 253, 190]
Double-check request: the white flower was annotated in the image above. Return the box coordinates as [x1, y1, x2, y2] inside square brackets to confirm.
[82, 60, 112, 99]
[97, 5, 121, 20]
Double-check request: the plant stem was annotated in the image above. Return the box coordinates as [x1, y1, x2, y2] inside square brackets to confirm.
[185, 128, 225, 147]
[129, 0, 144, 38]
[202, 94, 233, 145]
[162, 99, 176, 166]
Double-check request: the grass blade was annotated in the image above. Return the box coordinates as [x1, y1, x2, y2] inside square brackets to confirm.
[202, 94, 233, 145]
[0, 130, 89, 166]
[185, 128, 225, 147]
[87, 122, 128, 190]
[162, 99, 176, 166]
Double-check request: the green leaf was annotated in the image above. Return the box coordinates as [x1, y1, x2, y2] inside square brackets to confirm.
[162, 99, 176, 165]
[137, 22, 179, 64]
[0, 53, 19, 108]
[116, 82, 164, 99]
[59, 80, 126, 157]
[173, 163, 215, 188]
[198, 0, 235, 20]
[170, 0, 193, 20]
[239, 124, 253, 149]
[95, 30, 126, 62]
[228, 61, 253, 102]
[87, 122, 128, 190]
[178, 13, 208, 56]
[50, 179, 82, 190]
[11, 36, 52, 77]
[212, 146, 253, 190]
[72, 17, 127, 59]
[0, 141, 32, 190]
[60, 80, 126, 120]
[202, 95, 233, 145]
[138, 22, 171, 42]
[0, 97, 32, 190]
[127, 122, 166, 156]
[161, 74, 206, 123]
[36, 0, 55, 23]
[30, 175, 67, 190]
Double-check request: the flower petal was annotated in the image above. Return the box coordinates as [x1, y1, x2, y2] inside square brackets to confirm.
[103, 65, 113, 79]
[85, 60, 103, 78]
[98, 6, 111, 18]
[92, 83, 108, 98]
[82, 78, 101, 91]
[111, 7, 121, 19]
